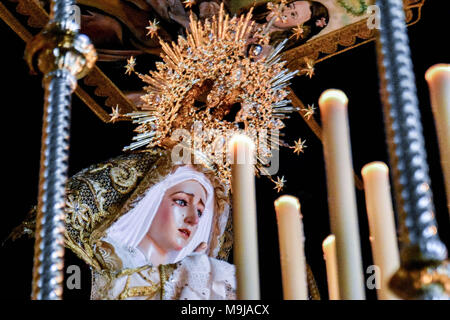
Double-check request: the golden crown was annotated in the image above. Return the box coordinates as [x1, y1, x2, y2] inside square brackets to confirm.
[122, 4, 301, 191]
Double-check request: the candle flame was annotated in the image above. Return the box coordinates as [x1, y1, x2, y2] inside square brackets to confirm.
[361, 161, 389, 178]
[425, 64, 450, 82]
[322, 234, 335, 249]
[318, 89, 348, 111]
[274, 195, 301, 211]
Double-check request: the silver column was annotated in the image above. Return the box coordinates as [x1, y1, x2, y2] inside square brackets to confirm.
[25, 0, 96, 300]
[375, 0, 449, 299]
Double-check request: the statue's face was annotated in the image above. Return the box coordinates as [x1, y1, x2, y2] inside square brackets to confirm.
[147, 179, 207, 252]
[268, 1, 312, 29]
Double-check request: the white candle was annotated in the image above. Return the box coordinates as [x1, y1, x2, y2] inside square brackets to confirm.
[425, 64, 450, 213]
[322, 235, 340, 300]
[361, 162, 400, 300]
[228, 134, 260, 299]
[318, 89, 366, 300]
[274, 195, 308, 300]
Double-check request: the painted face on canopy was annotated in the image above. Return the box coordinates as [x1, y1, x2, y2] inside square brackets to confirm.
[268, 1, 312, 29]
[146, 179, 207, 253]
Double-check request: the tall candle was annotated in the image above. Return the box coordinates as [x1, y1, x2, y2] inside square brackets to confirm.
[322, 235, 340, 300]
[361, 162, 400, 300]
[274, 195, 308, 300]
[318, 89, 365, 299]
[425, 64, 450, 213]
[229, 134, 260, 299]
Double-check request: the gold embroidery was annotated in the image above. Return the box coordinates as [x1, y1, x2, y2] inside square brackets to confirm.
[94, 240, 123, 271]
[11, 150, 233, 297]
[66, 194, 92, 232]
[116, 265, 161, 300]
[109, 160, 142, 194]
[159, 263, 177, 299]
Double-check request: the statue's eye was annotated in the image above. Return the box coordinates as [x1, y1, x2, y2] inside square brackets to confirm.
[175, 199, 187, 206]
[197, 209, 203, 218]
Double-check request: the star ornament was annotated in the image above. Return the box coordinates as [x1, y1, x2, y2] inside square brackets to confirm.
[292, 138, 307, 155]
[290, 24, 305, 40]
[124, 5, 298, 189]
[273, 176, 287, 193]
[109, 105, 121, 123]
[124, 56, 136, 75]
[301, 58, 315, 78]
[303, 104, 316, 120]
[267, 0, 288, 23]
[183, 0, 196, 9]
[146, 19, 159, 38]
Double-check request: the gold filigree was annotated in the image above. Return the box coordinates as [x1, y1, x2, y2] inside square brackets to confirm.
[67, 194, 92, 232]
[159, 263, 177, 299]
[283, 0, 426, 70]
[109, 160, 142, 194]
[111, 263, 178, 300]
[0, 1, 33, 42]
[125, 4, 300, 191]
[13, 0, 48, 29]
[2, 0, 425, 126]
[51, 150, 232, 274]
[94, 240, 123, 271]
[1, 0, 133, 122]
[83, 66, 137, 116]
[116, 265, 158, 299]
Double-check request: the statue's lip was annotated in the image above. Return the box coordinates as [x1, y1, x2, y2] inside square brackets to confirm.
[178, 228, 191, 238]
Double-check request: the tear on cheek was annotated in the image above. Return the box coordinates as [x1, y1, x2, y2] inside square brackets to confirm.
[175, 237, 184, 246]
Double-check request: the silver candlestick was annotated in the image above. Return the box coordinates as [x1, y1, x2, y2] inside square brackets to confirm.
[25, 0, 96, 300]
[375, 0, 449, 299]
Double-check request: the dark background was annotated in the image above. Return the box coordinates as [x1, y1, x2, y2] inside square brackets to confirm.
[0, 1, 448, 300]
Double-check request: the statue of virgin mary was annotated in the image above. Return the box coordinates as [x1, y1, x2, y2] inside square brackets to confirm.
[13, 148, 235, 300]
[73, 149, 235, 300]
[7, 5, 324, 300]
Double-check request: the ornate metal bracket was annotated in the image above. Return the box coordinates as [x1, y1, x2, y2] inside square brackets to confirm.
[24, 0, 96, 300]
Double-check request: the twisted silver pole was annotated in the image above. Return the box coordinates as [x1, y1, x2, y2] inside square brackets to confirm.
[25, 0, 96, 300]
[375, 0, 449, 299]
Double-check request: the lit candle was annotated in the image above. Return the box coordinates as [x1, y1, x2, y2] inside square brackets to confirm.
[274, 195, 307, 300]
[318, 89, 366, 300]
[228, 134, 260, 299]
[425, 64, 450, 212]
[322, 235, 340, 300]
[361, 162, 400, 300]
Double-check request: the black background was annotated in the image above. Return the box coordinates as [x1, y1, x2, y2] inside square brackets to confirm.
[0, 0, 448, 300]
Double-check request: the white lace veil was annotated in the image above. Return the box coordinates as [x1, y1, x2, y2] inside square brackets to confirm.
[105, 165, 215, 264]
